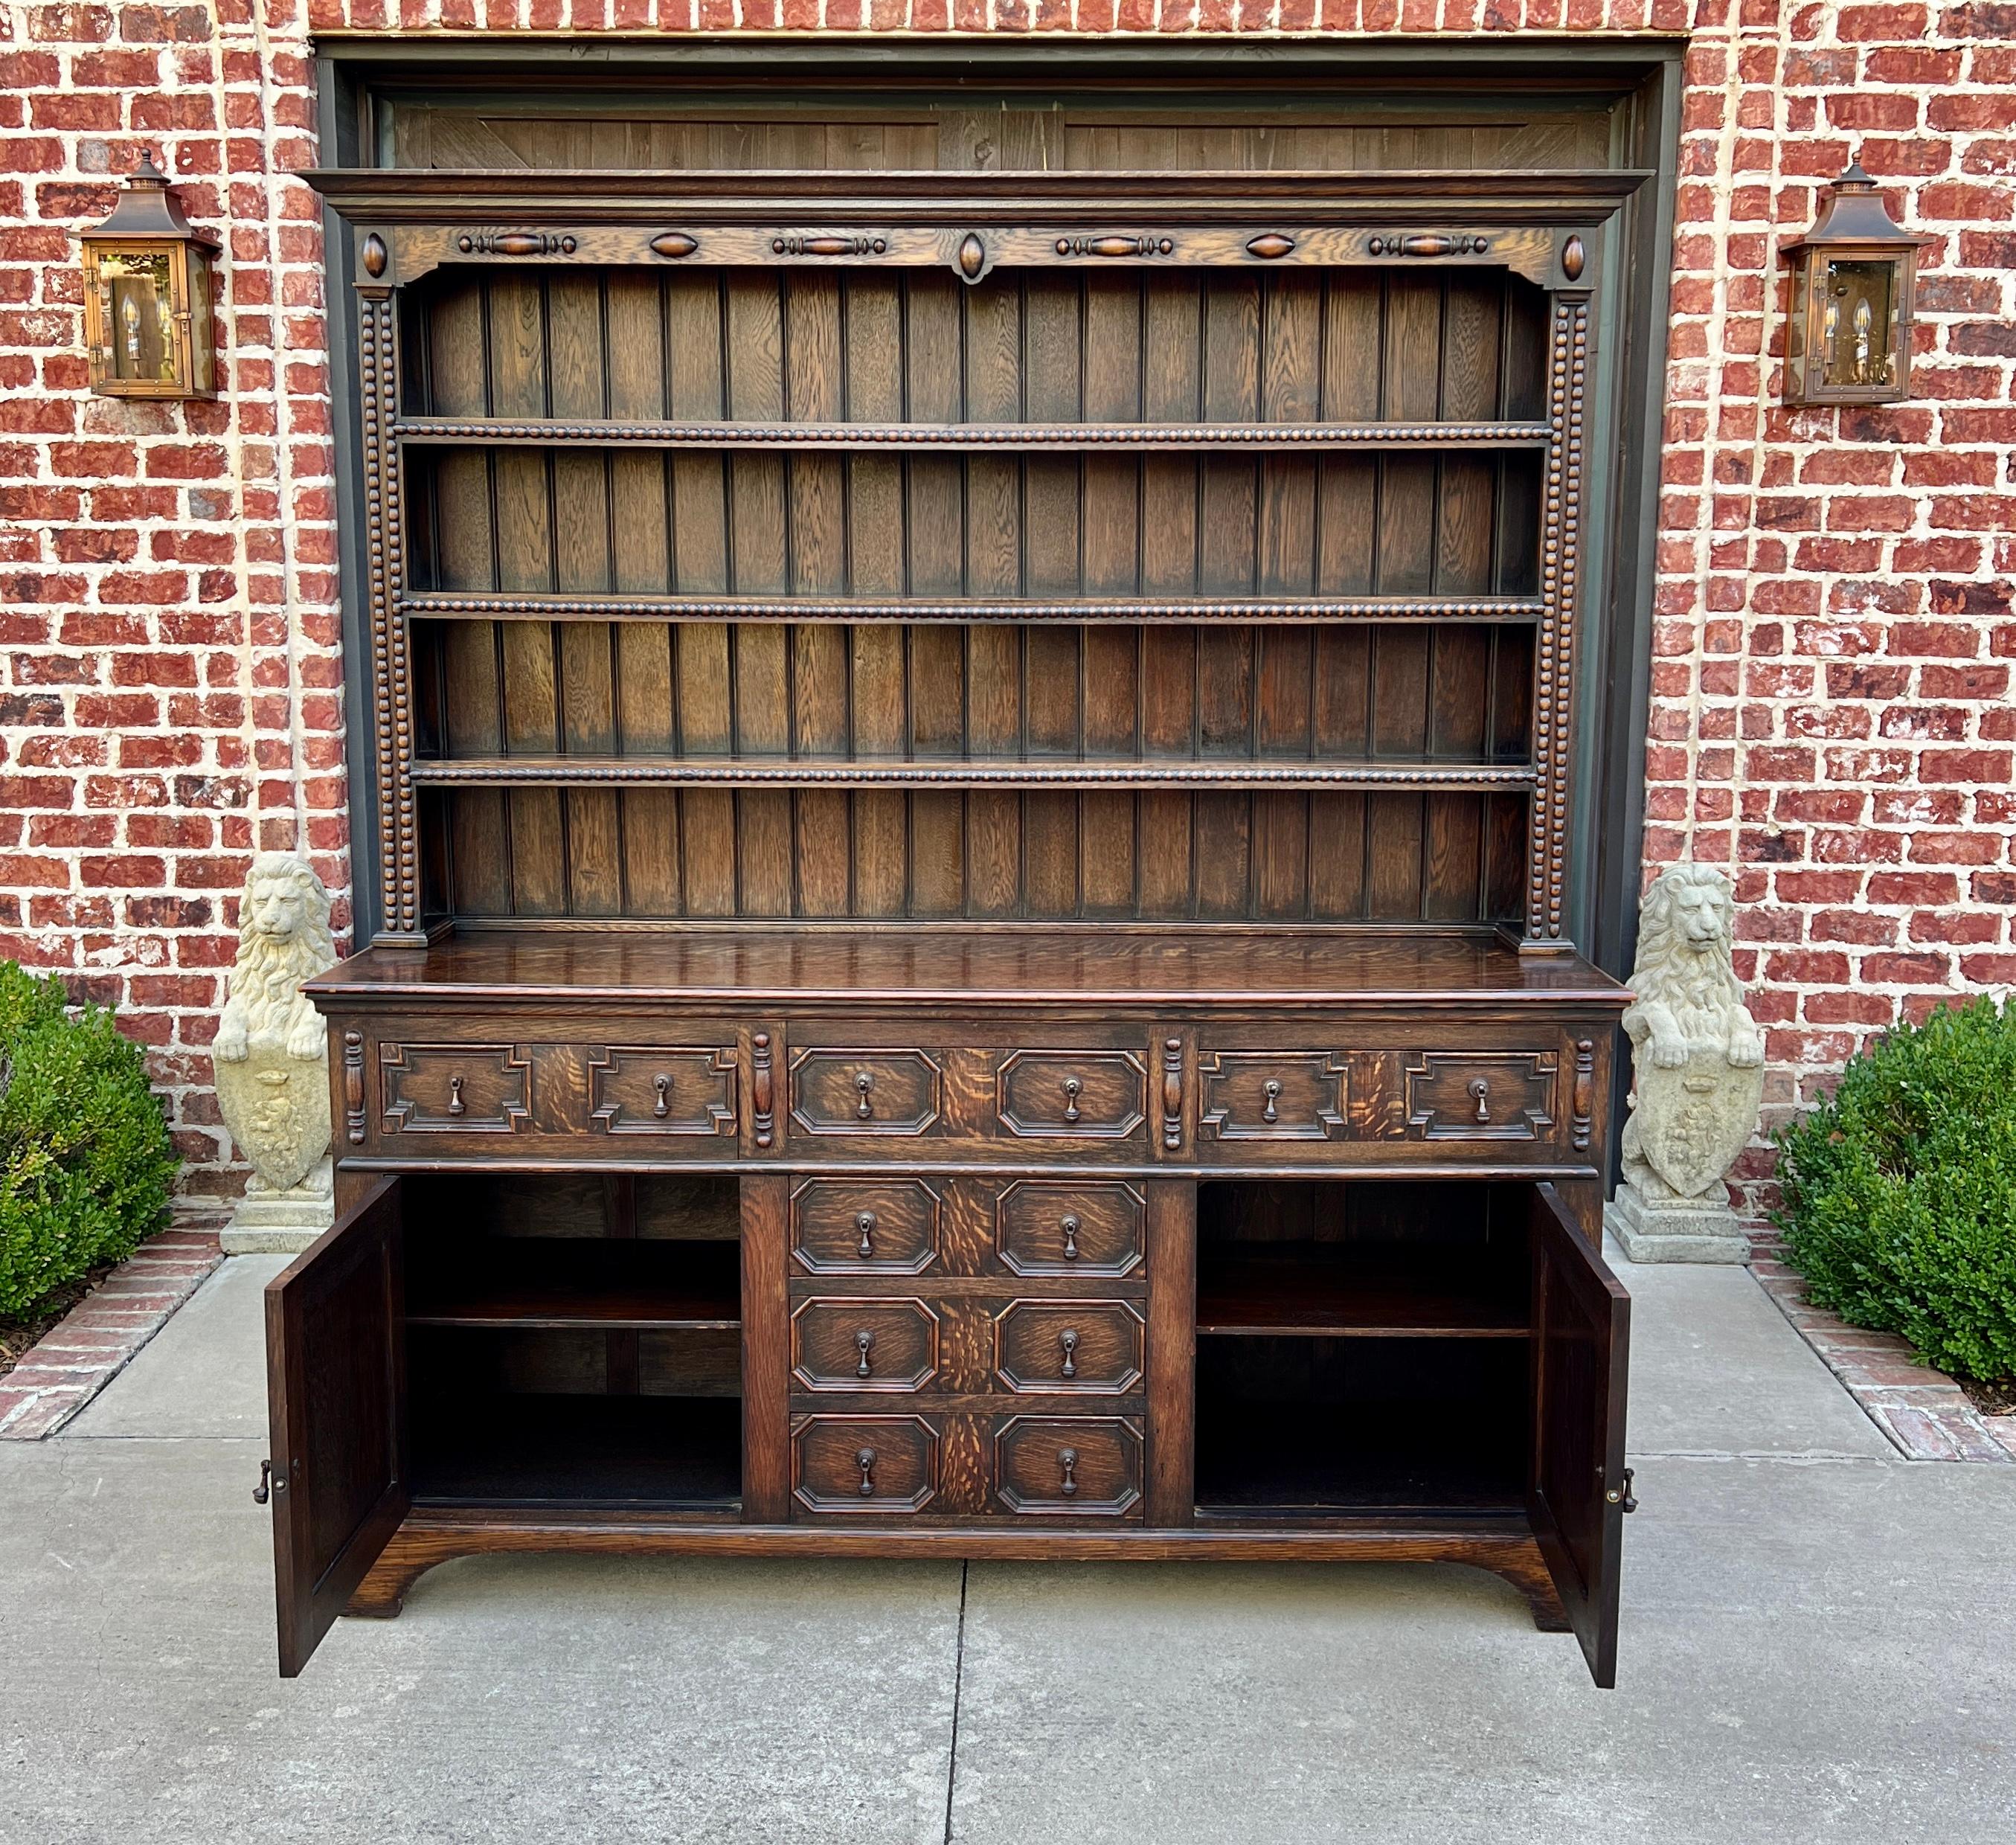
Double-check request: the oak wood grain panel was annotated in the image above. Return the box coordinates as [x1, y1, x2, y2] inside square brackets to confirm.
[740, 1174, 791, 1523]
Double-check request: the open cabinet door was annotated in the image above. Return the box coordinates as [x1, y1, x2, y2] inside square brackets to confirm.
[264, 1174, 408, 1677]
[1527, 1183, 1631, 1688]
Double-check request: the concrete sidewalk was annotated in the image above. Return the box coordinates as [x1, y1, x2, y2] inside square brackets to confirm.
[4, 1251, 2013, 1844]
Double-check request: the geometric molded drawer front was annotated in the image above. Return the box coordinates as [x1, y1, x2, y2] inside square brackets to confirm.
[587, 1045, 736, 1137]
[379, 1042, 530, 1134]
[1405, 1051, 1558, 1141]
[792, 1178, 942, 1276]
[995, 1300, 1144, 1395]
[791, 1049, 943, 1136]
[995, 1180, 1145, 1278]
[793, 1414, 940, 1514]
[994, 1416, 1143, 1518]
[996, 1049, 1147, 1140]
[1197, 1049, 1348, 1141]
[792, 1297, 940, 1393]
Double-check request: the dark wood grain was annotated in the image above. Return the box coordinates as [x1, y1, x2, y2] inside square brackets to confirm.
[302, 153, 1625, 1682]
[406, 1237, 739, 1329]
[265, 1176, 409, 1677]
[1195, 1246, 1527, 1338]
[738, 1175, 791, 1523]
[1144, 1180, 1196, 1527]
[309, 928, 1627, 1006]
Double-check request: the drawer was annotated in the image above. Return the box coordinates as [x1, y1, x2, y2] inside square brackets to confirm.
[792, 1297, 940, 1393]
[379, 1042, 531, 1134]
[995, 1416, 1143, 1518]
[586, 1045, 736, 1138]
[1197, 1049, 1349, 1143]
[995, 1180, 1145, 1278]
[793, 1414, 939, 1514]
[996, 1050, 1148, 1142]
[1405, 1050, 1559, 1142]
[995, 1299, 1144, 1395]
[792, 1178, 942, 1276]
[791, 1049, 943, 1136]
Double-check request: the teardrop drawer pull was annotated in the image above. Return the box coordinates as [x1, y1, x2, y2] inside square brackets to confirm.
[652, 1073, 672, 1118]
[1062, 1076, 1082, 1123]
[855, 1329, 876, 1378]
[1469, 1077, 1491, 1123]
[447, 1074, 466, 1117]
[855, 1210, 877, 1257]
[1061, 1214, 1080, 1261]
[855, 1071, 875, 1120]
[856, 1447, 876, 1495]
[1059, 1329, 1079, 1379]
[1059, 1448, 1079, 1498]
[1261, 1079, 1281, 1123]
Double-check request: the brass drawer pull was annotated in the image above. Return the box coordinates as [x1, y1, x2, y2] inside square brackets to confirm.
[1470, 1077, 1491, 1123]
[855, 1329, 876, 1379]
[856, 1446, 876, 1495]
[1059, 1448, 1079, 1498]
[855, 1210, 877, 1258]
[1059, 1329, 1079, 1379]
[855, 1071, 875, 1120]
[1262, 1078, 1281, 1123]
[1062, 1076, 1082, 1123]
[1061, 1213, 1080, 1262]
[447, 1074, 466, 1117]
[652, 1073, 672, 1118]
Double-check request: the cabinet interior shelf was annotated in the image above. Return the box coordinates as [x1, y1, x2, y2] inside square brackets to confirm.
[1195, 1245, 1529, 1339]
[398, 592, 1547, 626]
[406, 1237, 739, 1330]
[394, 415, 1551, 452]
[410, 757, 1538, 792]
[408, 1393, 743, 1507]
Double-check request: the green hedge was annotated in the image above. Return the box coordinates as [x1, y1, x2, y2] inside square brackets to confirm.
[1775, 995, 2016, 1383]
[0, 963, 179, 1321]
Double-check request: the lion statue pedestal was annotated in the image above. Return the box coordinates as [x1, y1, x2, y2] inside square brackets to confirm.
[1605, 864, 1767, 1265]
[214, 854, 339, 1255]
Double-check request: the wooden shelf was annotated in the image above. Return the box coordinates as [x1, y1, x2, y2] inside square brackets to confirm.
[410, 757, 1538, 792]
[399, 591, 1547, 626]
[407, 1238, 739, 1330]
[395, 415, 1551, 452]
[1195, 1245, 1528, 1339]
[409, 1393, 742, 1507]
[1193, 1403, 1525, 1515]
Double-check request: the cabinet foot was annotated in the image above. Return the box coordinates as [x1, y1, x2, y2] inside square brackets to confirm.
[344, 1546, 432, 1620]
[1484, 1553, 1571, 1632]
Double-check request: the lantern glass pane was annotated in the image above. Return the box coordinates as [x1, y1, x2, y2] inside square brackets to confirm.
[95, 250, 179, 386]
[186, 250, 215, 395]
[1817, 258, 1898, 391]
[1787, 256, 1809, 375]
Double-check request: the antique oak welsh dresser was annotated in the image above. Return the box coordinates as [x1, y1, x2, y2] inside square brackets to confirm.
[269, 149, 1642, 1684]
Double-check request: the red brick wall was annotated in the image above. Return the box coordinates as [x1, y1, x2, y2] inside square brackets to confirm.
[1, 4, 2012, 1216]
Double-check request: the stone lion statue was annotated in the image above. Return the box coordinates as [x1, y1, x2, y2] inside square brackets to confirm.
[1618, 864, 1767, 1208]
[215, 853, 337, 1065]
[213, 855, 338, 1215]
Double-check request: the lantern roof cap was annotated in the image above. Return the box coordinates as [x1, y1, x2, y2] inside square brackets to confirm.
[83, 153, 218, 248]
[1785, 150, 1928, 252]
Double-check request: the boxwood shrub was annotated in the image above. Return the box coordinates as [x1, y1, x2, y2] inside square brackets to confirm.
[1775, 995, 2016, 1383]
[0, 963, 179, 1321]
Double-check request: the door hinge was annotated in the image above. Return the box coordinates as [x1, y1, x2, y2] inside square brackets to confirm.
[1604, 1466, 1637, 1512]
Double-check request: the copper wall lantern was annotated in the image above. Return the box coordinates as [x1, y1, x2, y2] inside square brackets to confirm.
[1781, 155, 1927, 408]
[80, 154, 219, 400]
